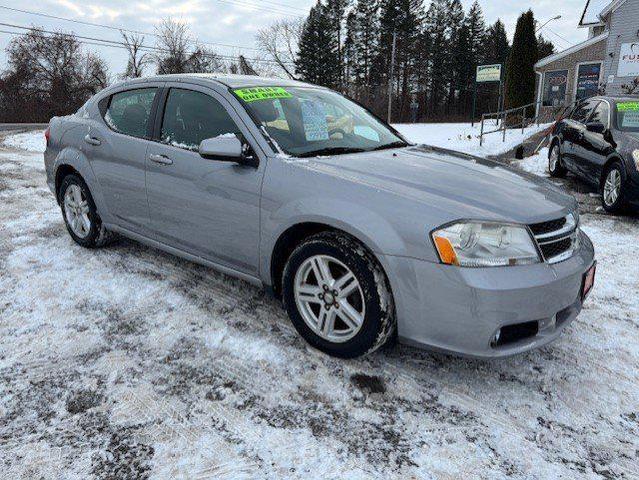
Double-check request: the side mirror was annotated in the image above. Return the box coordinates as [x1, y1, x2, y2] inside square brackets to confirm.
[585, 121, 605, 134]
[198, 136, 258, 167]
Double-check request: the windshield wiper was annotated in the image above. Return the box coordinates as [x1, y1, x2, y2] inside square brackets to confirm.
[371, 141, 410, 151]
[297, 147, 367, 158]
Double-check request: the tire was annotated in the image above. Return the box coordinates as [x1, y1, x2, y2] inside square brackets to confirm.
[59, 173, 114, 248]
[600, 161, 628, 214]
[548, 142, 567, 178]
[282, 232, 395, 359]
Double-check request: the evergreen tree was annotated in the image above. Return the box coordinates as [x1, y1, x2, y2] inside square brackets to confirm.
[504, 10, 538, 109]
[466, 1, 486, 68]
[424, 0, 451, 117]
[295, 1, 341, 88]
[445, 0, 466, 110]
[537, 34, 555, 61]
[376, 0, 423, 120]
[483, 19, 510, 66]
[325, 0, 349, 88]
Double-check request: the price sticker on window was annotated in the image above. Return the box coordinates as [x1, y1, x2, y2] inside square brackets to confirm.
[233, 87, 292, 103]
[618, 102, 639, 128]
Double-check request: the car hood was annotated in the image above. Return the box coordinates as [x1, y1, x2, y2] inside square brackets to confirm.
[297, 145, 576, 224]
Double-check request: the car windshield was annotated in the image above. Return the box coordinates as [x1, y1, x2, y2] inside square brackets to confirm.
[615, 101, 639, 132]
[232, 86, 408, 157]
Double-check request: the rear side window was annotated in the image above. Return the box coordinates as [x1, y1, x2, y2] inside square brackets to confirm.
[161, 88, 240, 151]
[571, 100, 597, 124]
[103, 88, 157, 138]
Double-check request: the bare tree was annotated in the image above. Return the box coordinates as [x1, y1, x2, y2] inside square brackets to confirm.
[121, 32, 151, 78]
[188, 46, 224, 73]
[256, 19, 302, 79]
[621, 76, 639, 95]
[154, 18, 191, 74]
[0, 28, 109, 122]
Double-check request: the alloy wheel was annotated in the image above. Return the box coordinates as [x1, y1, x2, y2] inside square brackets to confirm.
[64, 184, 91, 238]
[293, 254, 365, 343]
[603, 168, 621, 207]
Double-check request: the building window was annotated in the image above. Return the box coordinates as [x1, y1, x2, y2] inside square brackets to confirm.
[576, 63, 601, 101]
[542, 70, 569, 107]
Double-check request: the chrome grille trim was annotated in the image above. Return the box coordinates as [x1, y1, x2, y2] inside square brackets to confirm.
[529, 214, 578, 264]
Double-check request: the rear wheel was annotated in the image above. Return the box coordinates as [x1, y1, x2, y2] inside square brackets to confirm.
[282, 232, 395, 358]
[548, 143, 567, 177]
[601, 162, 628, 214]
[59, 174, 113, 248]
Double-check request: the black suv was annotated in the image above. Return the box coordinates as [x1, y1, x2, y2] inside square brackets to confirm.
[548, 96, 639, 213]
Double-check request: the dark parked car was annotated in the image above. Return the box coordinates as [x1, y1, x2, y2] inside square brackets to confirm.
[548, 96, 639, 213]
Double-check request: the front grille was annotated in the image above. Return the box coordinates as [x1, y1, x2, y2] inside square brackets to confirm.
[529, 218, 566, 236]
[539, 237, 572, 259]
[529, 214, 578, 264]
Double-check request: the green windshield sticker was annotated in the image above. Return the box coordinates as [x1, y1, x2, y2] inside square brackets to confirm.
[233, 87, 292, 103]
[617, 102, 639, 111]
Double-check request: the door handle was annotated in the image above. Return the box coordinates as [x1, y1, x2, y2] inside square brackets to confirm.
[149, 154, 173, 165]
[84, 134, 101, 146]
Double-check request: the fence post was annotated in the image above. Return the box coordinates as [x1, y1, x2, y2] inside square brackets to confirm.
[480, 114, 485, 146]
[522, 106, 527, 134]
[502, 111, 507, 143]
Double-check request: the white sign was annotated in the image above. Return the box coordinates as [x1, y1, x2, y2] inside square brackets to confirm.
[476, 64, 502, 83]
[617, 43, 639, 77]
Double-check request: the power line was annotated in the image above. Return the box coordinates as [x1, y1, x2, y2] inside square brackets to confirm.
[545, 28, 575, 48]
[0, 4, 303, 54]
[0, 25, 295, 66]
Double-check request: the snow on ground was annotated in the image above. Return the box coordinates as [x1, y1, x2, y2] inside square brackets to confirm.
[515, 147, 551, 177]
[394, 122, 551, 156]
[2, 129, 46, 153]
[1, 130, 639, 479]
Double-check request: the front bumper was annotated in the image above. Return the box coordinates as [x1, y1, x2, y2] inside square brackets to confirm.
[380, 230, 595, 358]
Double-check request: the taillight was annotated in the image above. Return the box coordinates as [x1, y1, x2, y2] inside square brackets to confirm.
[44, 127, 50, 146]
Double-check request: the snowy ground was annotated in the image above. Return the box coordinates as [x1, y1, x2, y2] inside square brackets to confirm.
[394, 122, 551, 156]
[1, 129, 639, 479]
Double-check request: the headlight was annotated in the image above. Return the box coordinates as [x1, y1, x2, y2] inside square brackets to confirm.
[431, 221, 541, 267]
[633, 150, 639, 171]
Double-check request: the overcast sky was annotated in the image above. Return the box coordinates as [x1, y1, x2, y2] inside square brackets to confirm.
[0, 0, 590, 75]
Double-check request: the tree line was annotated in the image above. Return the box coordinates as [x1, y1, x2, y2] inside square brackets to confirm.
[0, 19, 270, 123]
[0, 5, 555, 124]
[290, 1, 554, 122]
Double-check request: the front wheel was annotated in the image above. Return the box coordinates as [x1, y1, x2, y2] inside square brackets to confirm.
[601, 162, 628, 214]
[282, 232, 395, 358]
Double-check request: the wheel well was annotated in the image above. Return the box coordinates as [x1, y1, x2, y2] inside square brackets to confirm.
[549, 137, 559, 155]
[55, 164, 81, 202]
[270, 223, 337, 297]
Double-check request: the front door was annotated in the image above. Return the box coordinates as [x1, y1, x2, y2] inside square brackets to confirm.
[561, 98, 598, 175]
[145, 86, 265, 276]
[573, 100, 613, 184]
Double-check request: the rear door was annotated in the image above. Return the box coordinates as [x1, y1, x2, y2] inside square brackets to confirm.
[145, 85, 265, 276]
[573, 100, 613, 183]
[561, 99, 598, 174]
[87, 84, 162, 230]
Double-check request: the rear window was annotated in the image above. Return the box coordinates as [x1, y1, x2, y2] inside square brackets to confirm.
[103, 88, 157, 138]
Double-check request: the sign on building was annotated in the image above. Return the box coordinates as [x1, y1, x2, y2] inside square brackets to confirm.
[617, 43, 639, 78]
[476, 64, 502, 83]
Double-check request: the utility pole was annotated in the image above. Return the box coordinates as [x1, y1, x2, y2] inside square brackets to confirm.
[387, 31, 397, 123]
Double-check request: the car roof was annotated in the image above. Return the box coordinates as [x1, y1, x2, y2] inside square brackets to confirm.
[591, 95, 639, 104]
[121, 73, 320, 90]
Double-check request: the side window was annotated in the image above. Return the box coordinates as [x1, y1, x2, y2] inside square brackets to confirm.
[571, 100, 597, 124]
[161, 89, 240, 151]
[103, 88, 157, 138]
[588, 101, 609, 127]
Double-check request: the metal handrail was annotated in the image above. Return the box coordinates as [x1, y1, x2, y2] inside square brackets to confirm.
[479, 98, 579, 146]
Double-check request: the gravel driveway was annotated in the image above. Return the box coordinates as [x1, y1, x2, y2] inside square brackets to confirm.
[1, 139, 638, 479]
